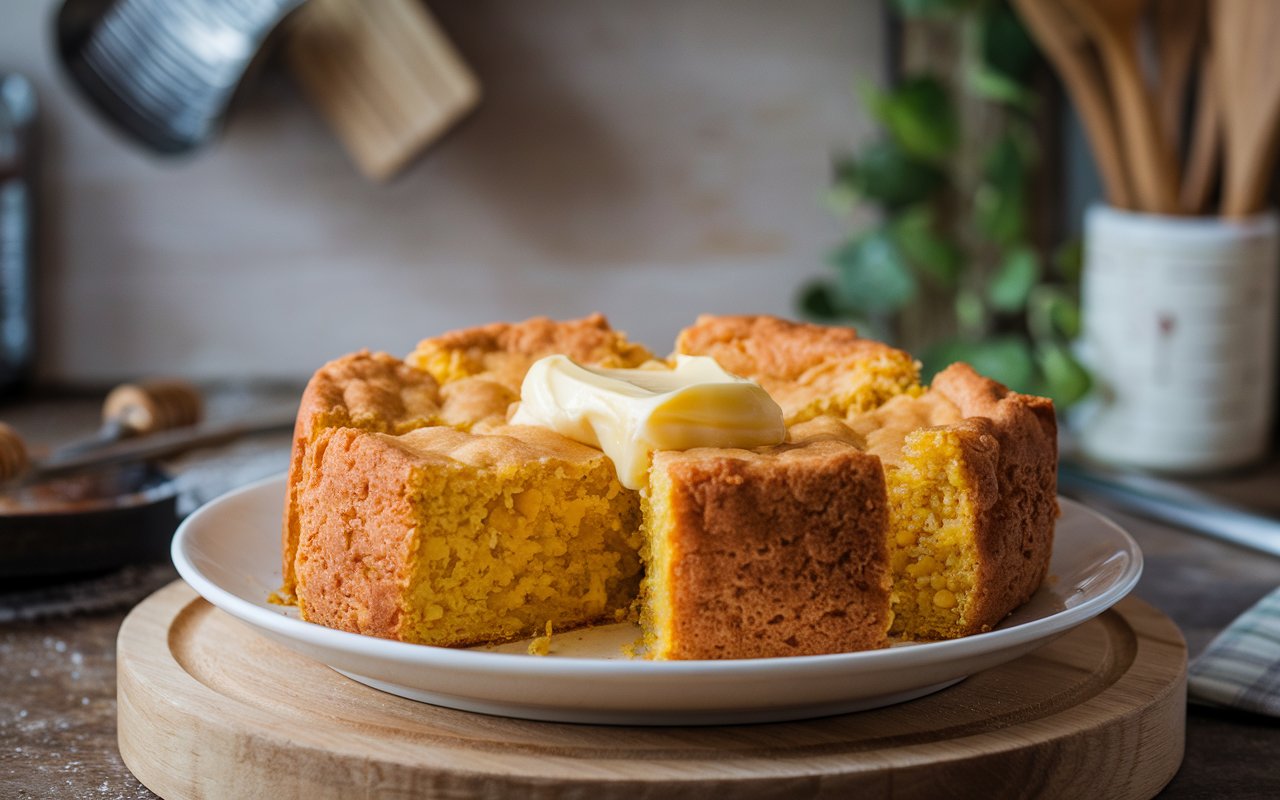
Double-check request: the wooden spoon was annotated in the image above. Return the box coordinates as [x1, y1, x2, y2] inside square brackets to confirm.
[1215, 0, 1280, 218]
[1011, 0, 1133, 209]
[1180, 48, 1220, 215]
[1062, 0, 1180, 213]
[1153, 0, 1205, 156]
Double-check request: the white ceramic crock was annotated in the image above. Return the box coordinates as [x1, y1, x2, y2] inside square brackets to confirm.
[1076, 205, 1279, 473]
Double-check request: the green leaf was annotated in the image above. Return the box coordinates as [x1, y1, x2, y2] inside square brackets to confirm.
[1052, 237, 1084, 282]
[829, 231, 919, 315]
[954, 287, 988, 336]
[968, 64, 1035, 108]
[983, 132, 1028, 191]
[1036, 341, 1092, 407]
[892, 0, 972, 17]
[797, 280, 843, 322]
[920, 335, 1036, 391]
[976, 1, 1038, 85]
[987, 246, 1042, 313]
[1027, 285, 1081, 341]
[889, 206, 964, 288]
[975, 184, 1026, 247]
[864, 76, 958, 163]
[833, 142, 946, 210]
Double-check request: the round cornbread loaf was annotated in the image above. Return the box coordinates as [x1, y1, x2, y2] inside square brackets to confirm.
[282, 315, 1057, 658]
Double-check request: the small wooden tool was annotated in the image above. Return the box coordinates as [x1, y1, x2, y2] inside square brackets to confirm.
[1214, 0, 1280, 217]
[1012, 0, 1134, 209]
[1063, 0, 1180, 213]
[283, 0, 482, 181]
[50, 379, 203, 461]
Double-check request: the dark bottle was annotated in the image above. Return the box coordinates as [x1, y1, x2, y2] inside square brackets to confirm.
[0, 73, 37, 397]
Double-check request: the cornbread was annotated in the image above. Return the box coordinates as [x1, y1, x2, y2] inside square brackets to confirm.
[643, 439, 891, 659]
[282, 350, 443, 596]
[284, 313, 1057, 658]
[675, 314, 922, 423]
[293, 424, 642, 645]
[407, 312, 654, 393]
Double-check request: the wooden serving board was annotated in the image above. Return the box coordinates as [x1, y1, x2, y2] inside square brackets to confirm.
[118, 581, 1187, 799]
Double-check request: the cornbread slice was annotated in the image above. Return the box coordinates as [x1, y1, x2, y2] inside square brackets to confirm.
[281, 351, 442, 596]
[642, 439, 891, 659]
[408, 313, 654, 395]
[293, 424, 643, 645]
[846, 363, 1058, 639]
[675, 315, 921, 423]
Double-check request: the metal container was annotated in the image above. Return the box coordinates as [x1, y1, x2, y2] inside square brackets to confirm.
[0, 73, 37, 396]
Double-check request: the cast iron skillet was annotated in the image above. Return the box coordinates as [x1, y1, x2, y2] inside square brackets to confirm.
[0, 463, 178, 580]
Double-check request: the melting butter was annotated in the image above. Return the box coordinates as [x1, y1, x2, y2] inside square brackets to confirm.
[510, 354, 786, 489]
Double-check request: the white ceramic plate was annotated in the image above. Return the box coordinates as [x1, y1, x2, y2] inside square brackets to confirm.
[172, 474, 1142, 725]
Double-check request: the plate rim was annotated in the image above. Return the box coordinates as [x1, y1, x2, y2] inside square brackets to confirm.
[171, 473, 1143, 678]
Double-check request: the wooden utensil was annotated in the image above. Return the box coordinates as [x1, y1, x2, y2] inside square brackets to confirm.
[1063, 0, 1180, 213]
[48, 379, 203, 461]
[0, 410, 294, 487]
[1214, 0, 1280, 218]
[283, 0, 481, 182]
[1012, 0, 1134, 209]
[1180, 48, 1221, 214]
[1153, 0, 1205, 156]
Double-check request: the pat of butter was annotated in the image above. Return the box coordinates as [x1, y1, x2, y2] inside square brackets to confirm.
[510, 354, 786, 489]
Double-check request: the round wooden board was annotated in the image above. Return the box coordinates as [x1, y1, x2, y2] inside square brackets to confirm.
[118, 581, 1187, 799]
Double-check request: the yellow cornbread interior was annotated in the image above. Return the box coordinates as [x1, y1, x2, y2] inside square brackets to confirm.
[884, 428, 979, 639]
[400, 459, 643, 646]
[637, 467, 679, 659]
[783, 352, 922, 424]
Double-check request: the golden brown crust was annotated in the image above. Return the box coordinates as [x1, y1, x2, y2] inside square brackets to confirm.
[654, 440, 891, 659]
[676, 314, 888, 378]
[930, 362, 1059, 635]
[407, 313, 654, 392]
[293, 426, 422, 638]
[675, 314, 920, 422]
[281, 351, 441, 595]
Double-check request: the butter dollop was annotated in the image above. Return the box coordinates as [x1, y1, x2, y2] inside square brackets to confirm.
[510, 354, 786, 489]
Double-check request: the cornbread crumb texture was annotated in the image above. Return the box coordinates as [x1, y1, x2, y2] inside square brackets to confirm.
[281, 350, 442, 593]
[294, 424, 642, 646]
[407, 313, 655, 392]
[645, 440, 891, 659]
[883, 363, 1057, 639]
[675, 314, 922, 423]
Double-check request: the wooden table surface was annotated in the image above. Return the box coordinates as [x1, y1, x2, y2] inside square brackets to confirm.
[1, 393, 1278, 799]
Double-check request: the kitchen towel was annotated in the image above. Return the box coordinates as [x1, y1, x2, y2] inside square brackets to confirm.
[1187, 586, 1280, 717]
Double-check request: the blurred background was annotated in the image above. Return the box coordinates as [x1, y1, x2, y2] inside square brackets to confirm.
[5, 0, 891, 384]
[1, 0, 1278, 481]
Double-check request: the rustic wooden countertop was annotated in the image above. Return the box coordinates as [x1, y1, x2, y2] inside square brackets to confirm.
[1, 393, 1278, 799]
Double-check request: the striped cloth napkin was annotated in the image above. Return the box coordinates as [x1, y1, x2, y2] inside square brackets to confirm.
[1188, 587, 1280, 716]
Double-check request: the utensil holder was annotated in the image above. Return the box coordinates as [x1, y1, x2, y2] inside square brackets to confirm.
[1076, 205, 1279, 473]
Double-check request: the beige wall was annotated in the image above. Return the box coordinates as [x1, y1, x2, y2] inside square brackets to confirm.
[5, 0, 883, 382]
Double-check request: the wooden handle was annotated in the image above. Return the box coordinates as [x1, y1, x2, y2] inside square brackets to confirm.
[1216, 0, 1280, 217]
[1012, 0, 1134, 209]
[1101, 37, 1180, 213]
[103, 380, 203, 435]
[0, 423, 30, 483]
[1180, 51, 1220, 214]
[1154, 0, 1204, 157]
[283, 0, 481, 181]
